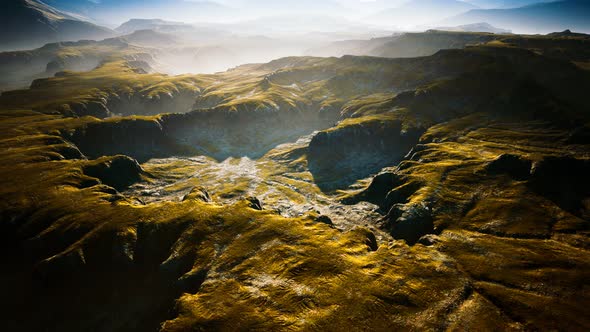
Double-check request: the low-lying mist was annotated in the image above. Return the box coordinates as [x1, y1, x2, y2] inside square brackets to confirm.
[133, 28, 393, 75]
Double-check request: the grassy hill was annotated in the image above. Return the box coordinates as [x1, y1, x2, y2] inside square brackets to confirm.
[0, 31, 589, 331]
[308, 29, 590, 69]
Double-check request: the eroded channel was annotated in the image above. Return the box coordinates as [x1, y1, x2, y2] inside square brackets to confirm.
[123, 132, 386, 237]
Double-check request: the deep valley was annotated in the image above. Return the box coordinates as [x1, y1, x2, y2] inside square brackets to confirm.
[1, 1, 590, 330]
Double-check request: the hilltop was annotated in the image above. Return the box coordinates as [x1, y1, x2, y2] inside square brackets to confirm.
[0, 29, 589, 330]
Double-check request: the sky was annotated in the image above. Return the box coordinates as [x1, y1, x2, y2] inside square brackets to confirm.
[44, 0, 579, 34]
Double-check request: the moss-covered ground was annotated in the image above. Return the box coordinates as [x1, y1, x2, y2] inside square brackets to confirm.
[0, 31, 589, 331]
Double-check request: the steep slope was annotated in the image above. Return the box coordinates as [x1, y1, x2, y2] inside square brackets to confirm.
[371, 30, 498, 57]
[0, 38, 156, 91]
[447, 0, 590, 33]
[0, 0, 114, 51]
[0, 34, 589, 331]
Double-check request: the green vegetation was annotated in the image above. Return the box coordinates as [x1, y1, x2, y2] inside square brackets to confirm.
[0, 30, 589, 331]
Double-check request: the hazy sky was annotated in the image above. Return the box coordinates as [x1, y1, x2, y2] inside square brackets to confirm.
[47, 0, 573, 34]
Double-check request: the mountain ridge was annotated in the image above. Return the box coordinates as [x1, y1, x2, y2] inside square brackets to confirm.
[0, 0, 114, 51]
[447, 0, 590, 33]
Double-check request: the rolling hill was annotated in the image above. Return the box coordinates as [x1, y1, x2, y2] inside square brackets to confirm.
[0, 33, 589, 330]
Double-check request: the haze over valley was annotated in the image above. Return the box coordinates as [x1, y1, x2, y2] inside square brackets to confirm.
[1, 0, 590, 331]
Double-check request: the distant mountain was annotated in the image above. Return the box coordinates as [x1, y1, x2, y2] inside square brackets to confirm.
[447, 0, 590, 33]
[116, 19, 191, 34]
[367, 0, 479, 28]
[462, 0, 556, 8]
[434, 22, 512, 33]
[306, 35, 399, 57]
[46, 0, 234, 25]
[307, 30, 498, 58]
[115, 19, 232, 43]
[0, 0, 114, 51]
[120, 29, 179, 47]
[370, 30, 498, 58]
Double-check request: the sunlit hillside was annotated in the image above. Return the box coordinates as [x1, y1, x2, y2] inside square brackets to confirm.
[1, 0, 589, 331]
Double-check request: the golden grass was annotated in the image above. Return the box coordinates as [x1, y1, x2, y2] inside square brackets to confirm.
[1, 36, 590, 330]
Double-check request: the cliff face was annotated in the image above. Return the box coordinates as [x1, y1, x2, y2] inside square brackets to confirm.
[0, 40, 156, 91]
[1, 34, 590, 331]
[68, 117, 175, 163]
[308, 116, 423, 192]
[161, 102, 340, 160]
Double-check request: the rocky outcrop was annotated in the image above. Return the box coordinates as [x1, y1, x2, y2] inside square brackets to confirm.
[105, 88, 198, 117]
[182, 187, 211, 203]
[383, 203, 434, 245]
[315, 214, 334, 226]
[65, 96, 336, 163]
[308, 117, 423, 192]
[484, 153, 532, 180]
[68, 117, 182, 163]
[344, 170, 403, 208]
[52, 142, 85, 160]
[161, 103, 338, 160]
[383, 181, 424, 211]
[65, 100, 111, 118]
[82, 155, 144, 191]
[417, 234, 440, 246]
[54, 83, 198, 119]
[45, 55, 101, 75]
[530, 156, 590, 217]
